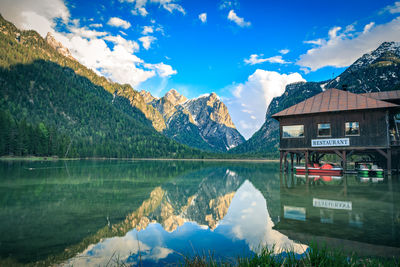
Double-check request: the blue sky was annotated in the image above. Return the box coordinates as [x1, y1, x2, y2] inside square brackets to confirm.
[1, 0, 400, 138]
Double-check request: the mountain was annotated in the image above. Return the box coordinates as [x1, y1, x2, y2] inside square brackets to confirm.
[0, 14, 201, 158]
[141, 89, 245, 152]
[45, 32, 75, 60]
[232, 42, 400, 155]
[43, 23, 242, 153]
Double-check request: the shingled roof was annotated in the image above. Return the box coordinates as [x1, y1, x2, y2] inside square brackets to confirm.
[272, 88, 398, 118]
[361, 90, 400, 101]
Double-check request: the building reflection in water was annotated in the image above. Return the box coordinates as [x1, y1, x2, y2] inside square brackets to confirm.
[276, 172, 400, 258]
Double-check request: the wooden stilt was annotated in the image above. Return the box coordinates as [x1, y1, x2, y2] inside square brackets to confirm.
[280, 151, 283, 171]
[342, 150, 347, 173]
[305, 150, 309, 173]
[284, 152, 288, 172]
[387, 148, 392, 176]
[290, 153, 294, 171]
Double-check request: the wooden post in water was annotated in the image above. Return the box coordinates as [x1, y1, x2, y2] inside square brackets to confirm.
[290, 153, 294, 171]
[284, 152, 288, 172]
[305, 150, 309, 173]
[387, 148, 392, 176]
[342, 150, 347, 173]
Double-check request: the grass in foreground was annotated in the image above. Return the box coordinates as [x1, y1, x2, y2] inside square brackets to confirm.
[182, 243, 399, 267]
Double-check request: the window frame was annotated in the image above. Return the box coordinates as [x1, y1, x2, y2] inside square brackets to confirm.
[282, 125, 305, 139]
[345, 121, 360, 136]
[317, 123, 331, 137]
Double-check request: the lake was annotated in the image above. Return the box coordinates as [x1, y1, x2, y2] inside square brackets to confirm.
[0, 160, 399, 266]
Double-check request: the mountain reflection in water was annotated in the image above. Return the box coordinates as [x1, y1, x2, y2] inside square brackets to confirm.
[0, 160, 398, 266]
[64, 171, 305, 267]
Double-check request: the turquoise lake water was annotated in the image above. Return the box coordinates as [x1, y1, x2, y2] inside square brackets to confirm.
[0, 160, 398, 266]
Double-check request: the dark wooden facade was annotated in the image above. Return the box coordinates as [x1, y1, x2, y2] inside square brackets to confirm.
[279, 109, 390, 150]
[272, 89, 400, 174]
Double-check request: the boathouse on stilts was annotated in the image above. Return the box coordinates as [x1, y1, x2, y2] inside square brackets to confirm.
[272, 88, 400, 175]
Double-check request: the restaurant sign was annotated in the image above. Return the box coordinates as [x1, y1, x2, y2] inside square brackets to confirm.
[313, 198, 352, 210]
[311, 138, 349, 147]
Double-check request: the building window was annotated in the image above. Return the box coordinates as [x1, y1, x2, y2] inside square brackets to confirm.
[318, 123, 331, 136]
[282, 125, 304, 138]
[345, 122, 360, 136]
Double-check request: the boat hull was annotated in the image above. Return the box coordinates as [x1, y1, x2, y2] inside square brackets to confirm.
[295, 166, 343, 176]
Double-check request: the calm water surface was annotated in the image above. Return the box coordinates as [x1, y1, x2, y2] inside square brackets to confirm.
[0, 160, 398, 266]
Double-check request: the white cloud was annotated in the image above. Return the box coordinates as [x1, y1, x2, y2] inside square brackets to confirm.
[70, 26, 107, 39]
[328, 26, 341, 39]
[199, 13, 207, 23]
[227, 10, 250, 27]
[132, 7, 149, 16]
[363, 22, 375, 33]
[298, 17, 400, 71]
[54, 32, 155, 86]
[145, 62, 177, 77]
[107, 17, 131, 29]
[303, 39, 324, 45]
[163, 3, 185, 14]
[0, 0, 70, 37]
[103, 35, 140, 53]
[244, 54, 289, 65]
[139, 35, 157, 50]
[142, 25, 154, 35]
[0, 0, 177, 89]
[219, 0, 239, 10]
[227, 70, 305, 139]
[345, 24, 355, 33]
[89, 23, 103, 28]
[122, 0, 185, 15]
[279, 49, 290, 55]
[381, 2, 400, 14]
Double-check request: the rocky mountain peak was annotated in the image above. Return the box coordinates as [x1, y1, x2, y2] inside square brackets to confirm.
[45, 32, 75, 60]
[164, 89, 187, 106]
[206, 92, 219, 106]
[145, 89, 244, 151]
[139, 90, 156, 103]
[349, 41, 400, 72]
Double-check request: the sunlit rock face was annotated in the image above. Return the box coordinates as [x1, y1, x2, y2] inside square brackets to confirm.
[45, 32, 75, 60]
[163, 89, 187, 106]
[63, 173, 304, 267]
[141, 89, 245, 152]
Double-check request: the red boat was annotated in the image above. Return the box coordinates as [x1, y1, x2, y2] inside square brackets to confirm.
[295, 174, 343, 182]
[294, 163, 343, 176]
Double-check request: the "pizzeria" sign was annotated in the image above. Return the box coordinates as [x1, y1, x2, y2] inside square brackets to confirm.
[311, 138, 350, 147]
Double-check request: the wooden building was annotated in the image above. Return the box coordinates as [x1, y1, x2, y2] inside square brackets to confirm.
[272, 88, 400, 174]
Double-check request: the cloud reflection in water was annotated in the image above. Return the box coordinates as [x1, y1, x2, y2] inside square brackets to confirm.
[64, 179, 305, 266]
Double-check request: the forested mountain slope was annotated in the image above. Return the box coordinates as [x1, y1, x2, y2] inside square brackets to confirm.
[0, 15, 200, 158]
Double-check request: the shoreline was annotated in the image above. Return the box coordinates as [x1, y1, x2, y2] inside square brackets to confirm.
[0, 156, 279, 163]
